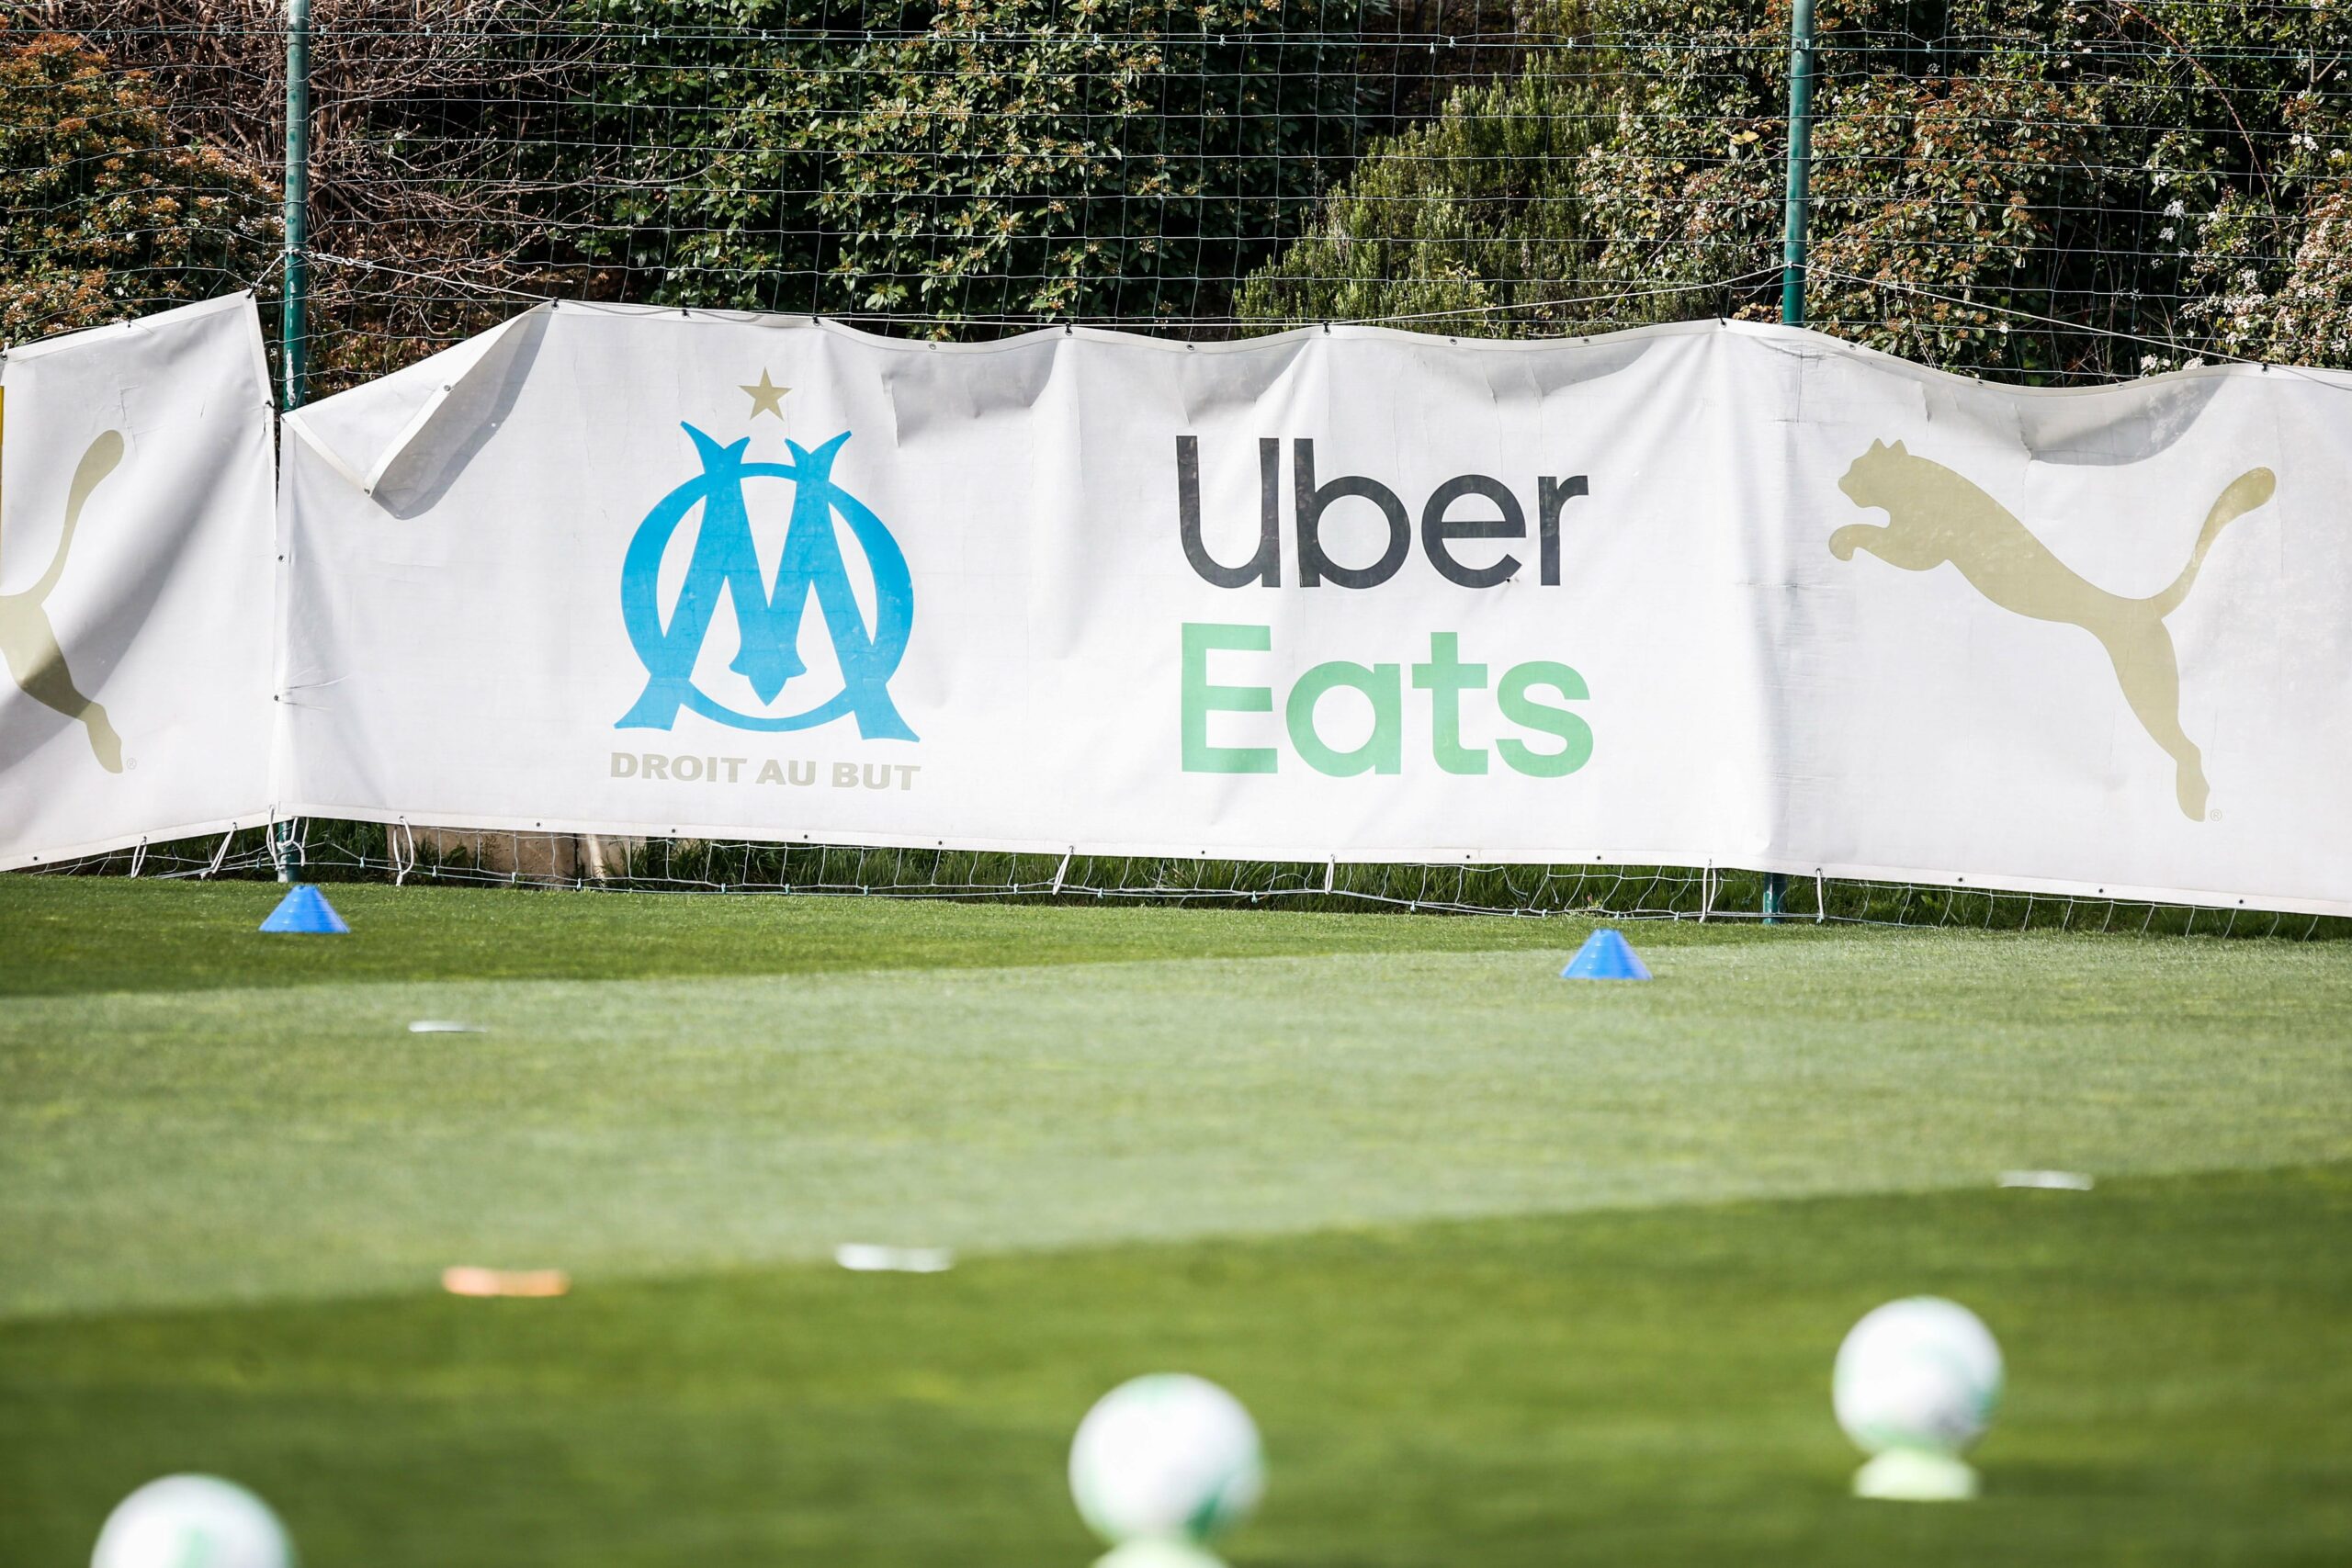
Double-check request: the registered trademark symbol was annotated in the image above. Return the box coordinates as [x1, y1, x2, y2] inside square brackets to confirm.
[2207, 808, 2222, 821]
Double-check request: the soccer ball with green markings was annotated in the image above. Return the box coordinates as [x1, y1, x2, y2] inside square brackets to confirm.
[91, 1476, 293, 1568]
[1834, 1297, 2005, 1455]
[1069, 1373, 1264, 1548]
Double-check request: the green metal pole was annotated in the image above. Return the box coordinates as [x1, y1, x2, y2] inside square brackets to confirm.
[1780, 0, 1816, 332]
[276, 0, 311, 885]
[282, 0, 311, 413]
[1765, 0, 1816, 926]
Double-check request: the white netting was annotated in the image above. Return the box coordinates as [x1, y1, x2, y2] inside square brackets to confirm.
[19, 821, 2340, 938]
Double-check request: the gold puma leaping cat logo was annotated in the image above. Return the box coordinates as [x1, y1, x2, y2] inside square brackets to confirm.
[0, 404, 127, 773]
[1831, 439, 2275, 820]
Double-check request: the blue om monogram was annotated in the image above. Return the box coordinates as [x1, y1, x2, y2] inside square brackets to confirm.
[618, 424, 915, 739]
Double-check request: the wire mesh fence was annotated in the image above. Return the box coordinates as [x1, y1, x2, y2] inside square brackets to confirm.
[33, 822, 2348, 938]
[8, 0, 2348, 388]
[5, 0, 2347, 929]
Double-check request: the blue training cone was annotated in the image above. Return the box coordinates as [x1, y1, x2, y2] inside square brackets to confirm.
[1560, 927, 1650, 980]
[260, 884, 349, 934]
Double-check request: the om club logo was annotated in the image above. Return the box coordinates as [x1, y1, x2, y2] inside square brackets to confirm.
[618, 423, 915, 739]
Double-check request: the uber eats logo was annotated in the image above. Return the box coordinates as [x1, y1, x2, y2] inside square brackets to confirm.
[1175, 436, 1593, 778]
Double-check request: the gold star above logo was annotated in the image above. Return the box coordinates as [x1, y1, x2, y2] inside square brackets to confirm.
[741, 369, 790, 421]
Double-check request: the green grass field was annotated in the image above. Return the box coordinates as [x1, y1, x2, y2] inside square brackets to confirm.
[4, 876, 2349, 1565]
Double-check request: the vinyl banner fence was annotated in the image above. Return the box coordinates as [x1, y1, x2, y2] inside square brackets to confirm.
[0, 295, 277, 871]
[261, 303, 2348, 916]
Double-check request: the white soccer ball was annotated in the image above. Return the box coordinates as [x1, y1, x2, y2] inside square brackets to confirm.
[1069, 1373, 1265, 1546]
[92, 1476, 293, 1568]
[1834, 1297, 2004, 1456]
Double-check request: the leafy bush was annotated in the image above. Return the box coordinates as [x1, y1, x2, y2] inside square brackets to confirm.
[0, 32, 278, 345]
[566, 0, 1389, 332]
[1240, 0, 2352, 377]
[1234, 26, 1620, 335]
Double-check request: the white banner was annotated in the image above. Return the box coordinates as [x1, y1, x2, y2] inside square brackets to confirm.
[0, 295, 277, 870]
[277, 302, 2352, 915]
